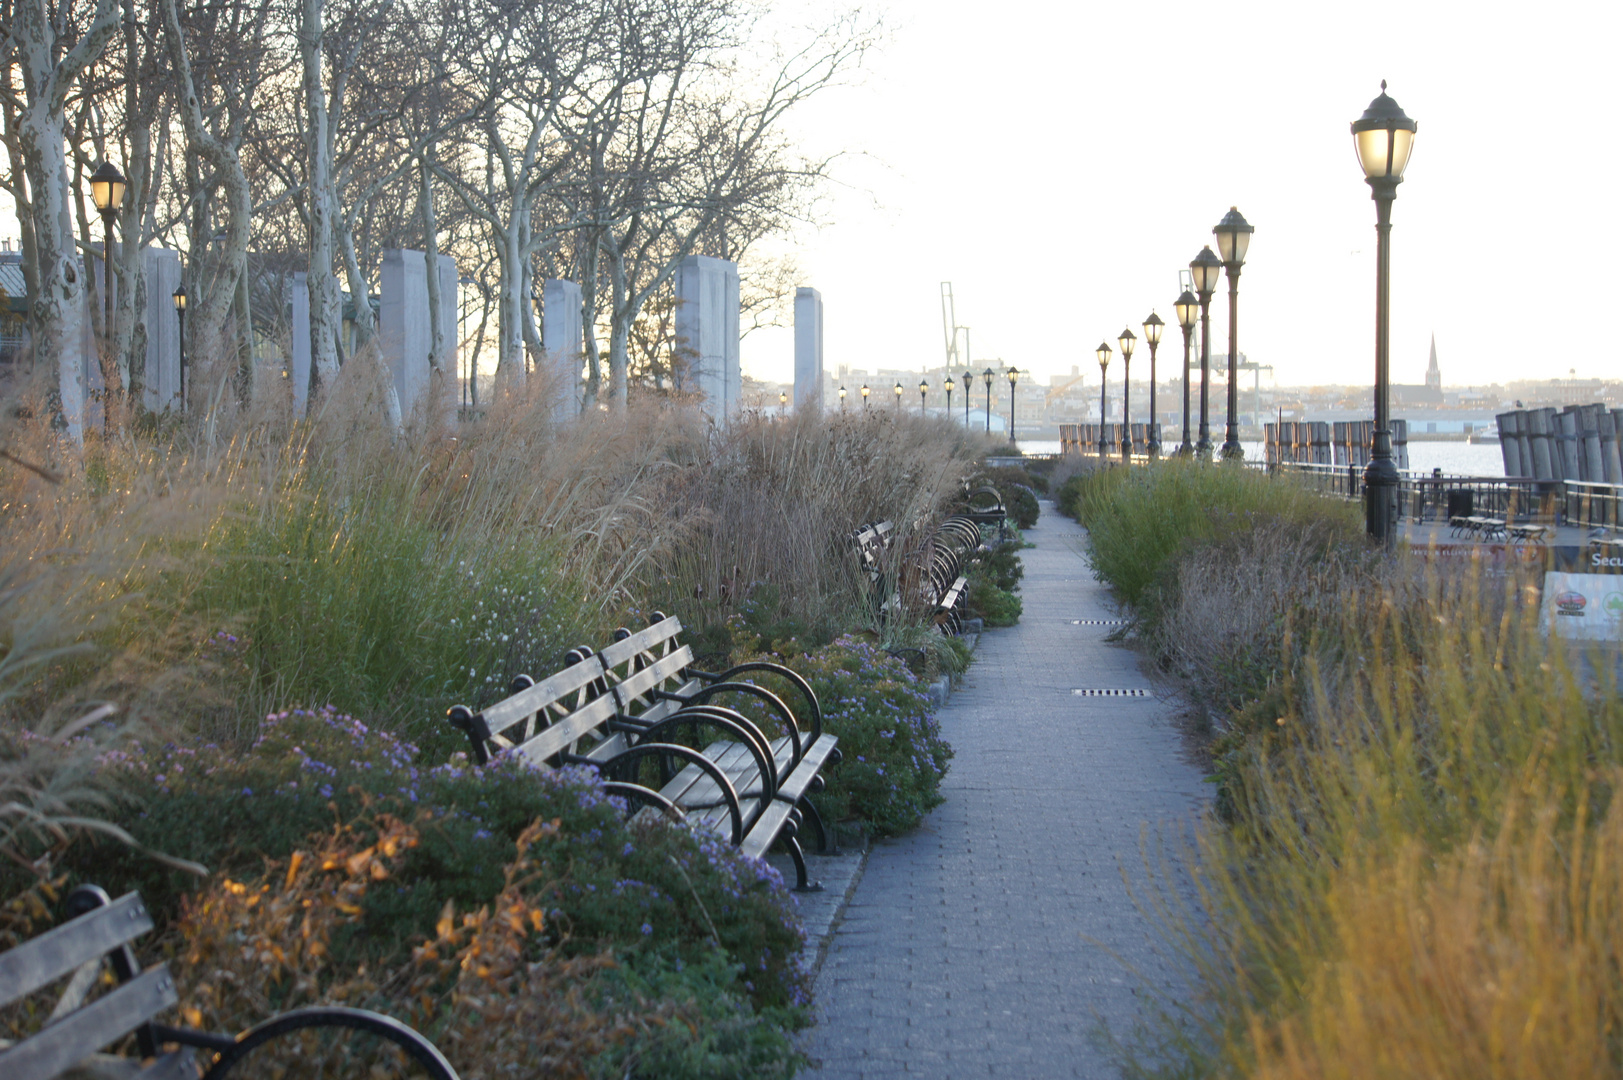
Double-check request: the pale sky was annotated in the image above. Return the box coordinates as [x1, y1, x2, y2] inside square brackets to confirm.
[743, 0, 1623, 392]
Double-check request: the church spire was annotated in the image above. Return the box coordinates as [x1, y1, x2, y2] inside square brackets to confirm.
[1425, 333, 1440, 390]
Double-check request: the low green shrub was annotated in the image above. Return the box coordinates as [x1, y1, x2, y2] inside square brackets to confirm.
[1074, 459, 1360, 610]
[65, 707, 807, 1010]
[974, 536, 1025, 592]
[726, 634, 953, 837]
[966, 573, 1022, 627]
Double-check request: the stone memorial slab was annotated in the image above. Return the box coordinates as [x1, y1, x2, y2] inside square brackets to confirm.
[541, 277, 583, 421]
[793, 286, 823, 413]
[674, 255, 739, 419]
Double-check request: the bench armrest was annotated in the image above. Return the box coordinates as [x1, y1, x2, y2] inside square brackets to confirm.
[594, 744, 746, 846]
[635, 706, 778, 805]
[690, 661, 823, 742]
[666, 682, 803, 768]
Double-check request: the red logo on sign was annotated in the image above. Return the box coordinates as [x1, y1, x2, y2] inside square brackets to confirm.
[1555, 591, 1588, 614]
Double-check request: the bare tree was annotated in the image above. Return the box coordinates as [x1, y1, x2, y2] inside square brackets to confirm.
[6, 0, 123, 442]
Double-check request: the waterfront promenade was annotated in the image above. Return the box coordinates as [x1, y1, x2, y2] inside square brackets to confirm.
[802, 501, 1212, 1078]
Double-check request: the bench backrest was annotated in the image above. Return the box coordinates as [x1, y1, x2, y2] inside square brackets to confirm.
[449, 653, 621, 767]
[592, 614, 700, 727]
[0, 890, 176, 1080]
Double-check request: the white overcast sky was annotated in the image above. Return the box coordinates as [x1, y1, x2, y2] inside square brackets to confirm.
[743, 0, 1623, 390]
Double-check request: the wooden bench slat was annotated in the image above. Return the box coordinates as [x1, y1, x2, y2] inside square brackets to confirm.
[475, 661, 602, 742]
[0, 966, 177, 1080]
[740, 800, 799, 860]
[505, 694, 621, 765]
[0, 893, 150, 1010]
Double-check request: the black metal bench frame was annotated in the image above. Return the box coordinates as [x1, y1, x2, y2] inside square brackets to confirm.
[447, 615, 840, 892]
[0, 886, 458, 1080]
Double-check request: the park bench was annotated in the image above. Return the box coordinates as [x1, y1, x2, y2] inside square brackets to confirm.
[1449, 514, 1507, 540]
[963, 485, 1009, 540]
[0, 885, 458, 1080]
[447, 616, 840, 891]
[851, 514, 985, 634]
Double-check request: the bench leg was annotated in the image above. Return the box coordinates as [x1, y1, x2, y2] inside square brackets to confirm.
[776, 823, 823, 893]
[797, 795, 837, 856]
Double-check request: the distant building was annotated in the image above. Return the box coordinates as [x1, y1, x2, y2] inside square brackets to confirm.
[1393, 332, 1443, 405]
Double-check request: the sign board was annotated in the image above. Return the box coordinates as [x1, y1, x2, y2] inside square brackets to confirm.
[1540, 572, 1623, 642]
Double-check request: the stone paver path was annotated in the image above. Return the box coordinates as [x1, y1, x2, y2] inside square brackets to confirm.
[803, 500, 1210, 1078]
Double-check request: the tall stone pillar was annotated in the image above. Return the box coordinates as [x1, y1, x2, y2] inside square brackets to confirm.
[541, 277, 583, 421]
[140, 247, 182, 412]
[793, 286, 823, 413]
[290, 273, 312, 418]
[674, 255, 740, 419]
[379, 249, 458, 421]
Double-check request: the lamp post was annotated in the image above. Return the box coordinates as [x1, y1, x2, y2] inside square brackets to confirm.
[945, 373, 955, 419]
[1117, 328, 1136, 462]
[894, 381, 903, 410]
[458, 271, 474, 409]
[172, 284, 187, 411]
[89, 162, 126, 342]
[1174, 291, 1197, 455]
[1352, 81, 1417, 545]
[1190, 246, 1223, 459]
[918, 378, 928, 414]
[982, 368, 994, 433]
[1213, 208, 1254, 460]
[1143, 312, 1164, 456]
[1005, 367, 1019, 444]
[1095, 343, 1112, 456]
[860, 383, 870, 410]
[780, 390, 788, 415]
[839, 385, 847, 410]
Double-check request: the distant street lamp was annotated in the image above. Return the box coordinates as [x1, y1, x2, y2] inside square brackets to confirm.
[88, 161, 126, 348]
[1117, 328, 1136, 462]
[944, 373, 955, 419]
[894, 381, 903, 409]
[1174, 291, 1198, 455]
[1213, 207, 1254, 459]
[1190, 246, 1223, 458]
[982, 367, 994, 433]
[458, 271, 475, 409]
[172, 284, 188, 411]
[1005, 367, 1019, 444]
[1143, 312, 1164, 456]
[1095, 342, 1112, 456]
[1352, 80, 1418, 545]
[918, 377, 928, 414]
[839, 385, 847, 410]
[963, 370, 974, 426]
[780, 390, 788, 415]
[860, 383, 870, 410]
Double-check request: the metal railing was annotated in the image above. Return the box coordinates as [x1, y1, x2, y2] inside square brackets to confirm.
[1566, 481, 1623, 530]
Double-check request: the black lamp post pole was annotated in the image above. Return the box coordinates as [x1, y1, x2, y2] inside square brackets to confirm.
[1214, 208, 1253, 460]
[1353, 82, 1417, 546]
[1145, 332, 1161, 457]
[964, 372, 972, 426]
[1006, 372, 1017, 444]
[1095, 344, 1111, 457]
[946, 380, 953, 418]
[1190, 247, 1221, 461]
[983, 368, 993, 434]
[177, 305, 187, 410]
[1179, 321, 1193, 454]
[920, 382, 927, 414]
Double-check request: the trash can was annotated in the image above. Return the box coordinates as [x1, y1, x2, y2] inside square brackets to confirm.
[1445, 489, 1473, 522]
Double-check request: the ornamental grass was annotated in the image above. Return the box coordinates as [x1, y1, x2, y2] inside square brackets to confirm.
[1075, 459, 1623, 1079]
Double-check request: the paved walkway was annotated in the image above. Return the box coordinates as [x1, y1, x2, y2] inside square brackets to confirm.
[802, 501, 1210, 1078]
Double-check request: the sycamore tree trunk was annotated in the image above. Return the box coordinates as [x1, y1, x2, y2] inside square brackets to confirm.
[494, 219, 525, 393]
[300, 0, 343, 392]
[420, 157, 447, 374]
[162, 0, 254, 406]
[14, 0, 122, 444]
